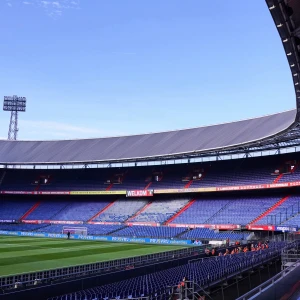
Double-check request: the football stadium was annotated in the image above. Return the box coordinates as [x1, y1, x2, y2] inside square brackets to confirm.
[1, 0, 300, 300]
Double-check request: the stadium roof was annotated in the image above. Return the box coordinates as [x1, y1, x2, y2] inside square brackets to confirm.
[0, 110, 296, 165]
[1, 0, 300, 165]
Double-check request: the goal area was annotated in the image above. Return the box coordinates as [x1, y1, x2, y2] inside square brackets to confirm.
[62, 226, 88, 235]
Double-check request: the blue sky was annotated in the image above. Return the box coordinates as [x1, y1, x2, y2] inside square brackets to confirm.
[0, 0, 295, 140]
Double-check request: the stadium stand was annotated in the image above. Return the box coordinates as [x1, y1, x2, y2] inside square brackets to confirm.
[282, 214, 300, 226]
[0, 199, 37, 220]
[0, 223, 48, 231]
[52, 243, 285, 300]
[190, 162, 275, 188]
[170, 199, 231, 224]
[113, 226, 250, 240]
[0, 154, 295, 191]
[47, 200, 111, 221]
[35, 224, 124, 235]
[205, 196, 284, 225]
[25, 200, 74, 220]
[180, 228, 249, 240]
[0, 2, 299, 300]
[2, 194, 300, 227]
[93, 199, 148, 222]
[0, 220, 250, 240]
[130, 199, 190, 224]
[169, 196, 285, 225]
[255, 195, 300, 224]
[112, 225, 186, 238]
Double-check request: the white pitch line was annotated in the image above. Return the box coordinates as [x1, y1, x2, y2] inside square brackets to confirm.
[0, 242, 121, 252]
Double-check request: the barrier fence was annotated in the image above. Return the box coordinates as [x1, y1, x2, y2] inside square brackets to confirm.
[0, 230, 193, 245]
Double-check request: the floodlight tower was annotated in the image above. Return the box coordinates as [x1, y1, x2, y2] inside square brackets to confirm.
[3, 95, 27, 140]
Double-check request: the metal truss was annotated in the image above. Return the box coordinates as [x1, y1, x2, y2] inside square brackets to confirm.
[7, 111, 19, 141]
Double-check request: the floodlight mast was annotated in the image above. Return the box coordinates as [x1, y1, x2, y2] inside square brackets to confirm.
[3, 95, 26, 140]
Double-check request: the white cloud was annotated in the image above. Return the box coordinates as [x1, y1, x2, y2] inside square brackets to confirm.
[11, 0, 80, 17]
[52, 1, 60, 7]
[21, 120, 126, 140]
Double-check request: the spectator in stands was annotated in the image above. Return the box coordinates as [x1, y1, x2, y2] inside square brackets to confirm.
[180, 276, 190, 294]
[205, 248, 211, 256]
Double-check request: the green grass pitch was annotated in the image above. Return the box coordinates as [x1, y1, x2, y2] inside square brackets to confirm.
[0, 236, 187, 277]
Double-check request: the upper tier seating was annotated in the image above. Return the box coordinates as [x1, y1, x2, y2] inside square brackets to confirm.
[0, 199, 36, 220]
[191, 164, 273, 188]
[278, 167, 300, 183]
[130, 199, 189, 223]
[1, 153, 293, 191]
[94, 199, 148, 222]
[0, 169, 37, 191]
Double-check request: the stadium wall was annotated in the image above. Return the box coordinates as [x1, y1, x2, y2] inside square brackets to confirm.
[0, 230, 194, 245]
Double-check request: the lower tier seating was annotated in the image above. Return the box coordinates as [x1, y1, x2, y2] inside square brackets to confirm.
[130, 199, 189, 223]
[52, 243, 286, 300]
[0, 200, 36, 220]
[113, 226, 186, 238]
[94, 199, 148, 222]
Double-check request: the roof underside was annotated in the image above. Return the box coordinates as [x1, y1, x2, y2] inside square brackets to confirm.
[1, 0, 300, 165]
[0, 110, 296, 164]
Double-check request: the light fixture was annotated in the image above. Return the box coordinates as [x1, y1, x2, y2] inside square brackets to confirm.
[294, 73, 298, 77]
[295, 82, 299, 86]
[283, 38, 288, 43]
[269, 5, 276, 10]
[277, 23, 283, 28]
[291, 64, 295, 67]
[287, 52, 292, 56]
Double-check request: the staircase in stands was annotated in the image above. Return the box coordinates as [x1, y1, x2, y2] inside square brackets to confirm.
[19, 201, 42, 221]
[126, 201, 153, 222]
[249, 195, 290, 225]
[164, 199, 196, 225]
[88, 200, 116, 222]
[0, 171, 6, 186]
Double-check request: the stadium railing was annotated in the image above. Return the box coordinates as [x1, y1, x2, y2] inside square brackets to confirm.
[236, 260, 300, 300]
[0, 245, 205, 290]
[281, 240, 300, 268]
